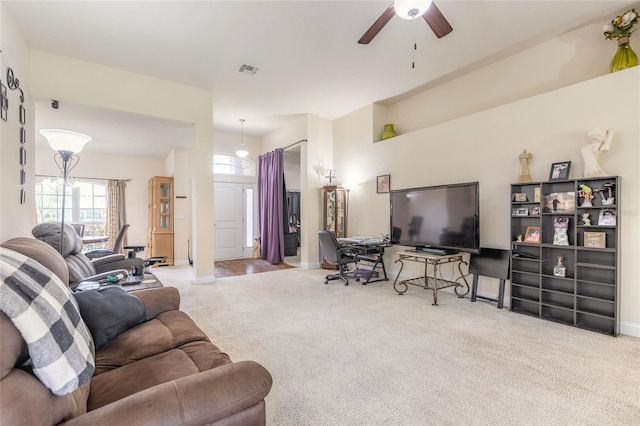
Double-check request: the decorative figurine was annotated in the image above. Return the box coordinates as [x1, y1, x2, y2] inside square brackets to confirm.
[516, 234, 523, 242]
[582, 127, 614, 177]
[518, 149, 533, 183]
[578, 184, 594, 207]
[553, 216, 570, 245]
[595, 182, 616, 205]
[582, 213, 591, 226]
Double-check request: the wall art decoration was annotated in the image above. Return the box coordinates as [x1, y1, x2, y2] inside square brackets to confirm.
[8, 67, 27, 204]
[376, 174, 390, 194]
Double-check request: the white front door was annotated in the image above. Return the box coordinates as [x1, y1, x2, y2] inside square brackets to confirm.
[214, 182, 244, 260]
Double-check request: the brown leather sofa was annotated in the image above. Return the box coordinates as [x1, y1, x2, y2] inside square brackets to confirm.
[0, 237, 272, 425]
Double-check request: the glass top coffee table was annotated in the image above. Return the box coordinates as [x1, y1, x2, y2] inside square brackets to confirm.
[76, 271, 163, 293]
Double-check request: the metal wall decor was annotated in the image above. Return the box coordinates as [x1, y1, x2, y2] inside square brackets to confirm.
[0, 80, 7, 121]
[7, 67, 27, 203]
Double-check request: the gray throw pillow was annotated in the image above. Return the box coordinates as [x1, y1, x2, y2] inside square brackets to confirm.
[73, 287, 146, 350]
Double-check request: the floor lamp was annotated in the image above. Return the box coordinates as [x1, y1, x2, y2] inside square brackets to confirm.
[39, 129, 91, 255]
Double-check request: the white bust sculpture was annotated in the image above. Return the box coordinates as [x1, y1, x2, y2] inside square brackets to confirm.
[582, 127, 614, 177]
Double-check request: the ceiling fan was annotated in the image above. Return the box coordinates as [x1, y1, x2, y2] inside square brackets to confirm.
[358, 0, 452, 44]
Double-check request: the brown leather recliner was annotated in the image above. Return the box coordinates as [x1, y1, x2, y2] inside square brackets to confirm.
[0, 237, 272, 426]
[31, 222, 144, 290]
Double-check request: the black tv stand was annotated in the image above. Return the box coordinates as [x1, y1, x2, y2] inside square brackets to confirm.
[410, 247, 459, 256]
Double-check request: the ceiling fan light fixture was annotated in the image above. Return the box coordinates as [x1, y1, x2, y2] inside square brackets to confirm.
[394, 0, 432, 20]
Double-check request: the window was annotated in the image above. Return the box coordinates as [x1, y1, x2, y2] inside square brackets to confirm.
[213, 154, 255, 176]
[35, 179, 108, 238]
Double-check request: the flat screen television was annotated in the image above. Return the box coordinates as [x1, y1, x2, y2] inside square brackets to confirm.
[390, 182, 480, 254]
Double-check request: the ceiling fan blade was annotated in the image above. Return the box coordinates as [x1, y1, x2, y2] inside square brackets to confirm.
[422, 2, 452, 38]
[358, 5, 396, 44]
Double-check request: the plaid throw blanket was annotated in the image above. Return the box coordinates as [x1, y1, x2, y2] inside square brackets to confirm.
[0, 247, 94, 396]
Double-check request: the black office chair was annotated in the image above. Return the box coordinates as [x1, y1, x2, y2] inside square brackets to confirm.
[318, 230, 358, 286]
[85, 224, 129, 259]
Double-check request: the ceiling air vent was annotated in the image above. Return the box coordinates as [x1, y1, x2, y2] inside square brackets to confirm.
[238, 64, 259, 75]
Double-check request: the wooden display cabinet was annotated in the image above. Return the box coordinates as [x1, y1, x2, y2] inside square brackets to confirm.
[322, 185, 348, 238]
[321, 185, 348, 270]
[148, 176, 174, 266]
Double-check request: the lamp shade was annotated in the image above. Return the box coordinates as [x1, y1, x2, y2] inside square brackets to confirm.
[236, 149, 249, 158]
[40, 129, 91, 153]
[394, 0, 432, 20]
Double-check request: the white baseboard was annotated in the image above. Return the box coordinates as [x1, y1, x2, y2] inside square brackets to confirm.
[192, 275, 216, 284]
[620, 321, 640, 338]
[174, 260, 190, 266]
[301, 262, 320, 269]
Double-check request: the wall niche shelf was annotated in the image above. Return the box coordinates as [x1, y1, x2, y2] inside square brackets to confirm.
[510, 177, 620, 336]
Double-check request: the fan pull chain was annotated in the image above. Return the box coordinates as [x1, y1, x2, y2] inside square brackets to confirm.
[412, 41, 417, 68]
[411, 39, 417, 69]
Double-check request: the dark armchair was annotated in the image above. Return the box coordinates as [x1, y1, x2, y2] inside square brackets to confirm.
[32, 222, 143, 290]
[318, 230, 358, 286]
[85, 224, 129, 259]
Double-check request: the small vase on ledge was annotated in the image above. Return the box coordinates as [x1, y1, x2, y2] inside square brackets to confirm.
[610, 37, 638, 73]
[382, 124, 397, 140]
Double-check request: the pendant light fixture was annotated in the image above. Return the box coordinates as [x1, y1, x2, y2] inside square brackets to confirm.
[236, 119, 249, 158]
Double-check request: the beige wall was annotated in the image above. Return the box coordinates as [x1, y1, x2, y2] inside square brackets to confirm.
[0, 6, 35, 240]
[35, 148, 166, 253]
[335, 68, 640, 336]
[28, 50, 216, 283]
[332, 20, 640, 337]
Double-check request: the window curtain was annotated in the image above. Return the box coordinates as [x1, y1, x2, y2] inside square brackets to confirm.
[258, 149, 286, 264]
[106, 180, 127, 247]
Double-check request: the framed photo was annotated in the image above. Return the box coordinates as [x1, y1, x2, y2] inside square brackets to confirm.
[584, 231, 606, 248]
[20, 188, 26, 205]
[544, 192, 575, 213]
[20, 127, 26, 144]
[514, 207, 529, 216]
[376, 174, 390, 194]
[598, 209, 616, 226]
[513, 192, 527, 202]
[524, 226, 541, 244]
[0, 107, 6, 122]
[20, 168, 26, 185]
[549, 161, 571, 181]
[534, 187, 541, 202]
[19, 105, 26, 124]
[19, 147, 26, 165]
[530, 206, 540, 216]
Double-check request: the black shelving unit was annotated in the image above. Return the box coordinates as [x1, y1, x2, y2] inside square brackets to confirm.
[510, 177, 620, 335]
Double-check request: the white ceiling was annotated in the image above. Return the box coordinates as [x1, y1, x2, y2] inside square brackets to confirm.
[6, 0, 637, 156]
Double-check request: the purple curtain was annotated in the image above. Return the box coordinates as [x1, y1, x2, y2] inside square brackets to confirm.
[258, 149, 285, 264]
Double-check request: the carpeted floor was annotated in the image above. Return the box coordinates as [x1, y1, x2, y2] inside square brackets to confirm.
[152, 266, 640, 426]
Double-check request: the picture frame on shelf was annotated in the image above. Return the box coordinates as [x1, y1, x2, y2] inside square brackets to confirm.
[513, 192, 527, 202]
[524, 226, 541, 244]
[544, 192, 575, 213]
[514, 207, 529, 216]
[376, 174, 390, 194]
[584, 231, 606, 248]
[530, 206, 540, 216]
[549, 161, 571, 181]
[598, 209, 616, 226]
